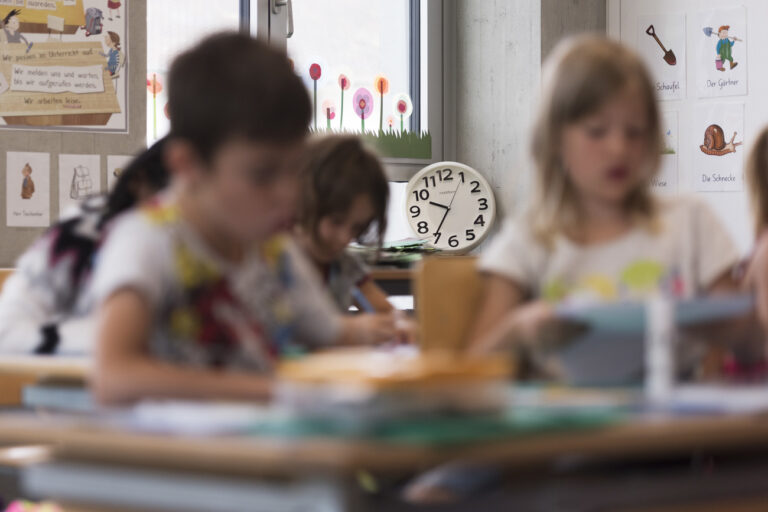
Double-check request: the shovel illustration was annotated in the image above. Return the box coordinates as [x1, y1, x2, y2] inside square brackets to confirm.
[646, 25, 676, 65]
[703, 26, 742, 41]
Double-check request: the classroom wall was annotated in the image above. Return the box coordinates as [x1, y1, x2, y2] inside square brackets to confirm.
[454, 0, 541, 219]
[541, 0, 607, 60]
[0, 3, 147, 267]
[454, 0, 606, 221]
[610, 0, 759, 254]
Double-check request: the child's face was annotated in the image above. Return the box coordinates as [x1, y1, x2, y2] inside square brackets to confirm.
[104, 34, 114, 48]
[190, 138, 304, 244]
[7, 16, 18, 31]
[719, 29, 728, 39]
[313, 195, 375, 263]
[561, 85, 651, 208]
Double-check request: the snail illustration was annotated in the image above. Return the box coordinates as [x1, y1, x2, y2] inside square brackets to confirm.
[699, 124, 742, 156]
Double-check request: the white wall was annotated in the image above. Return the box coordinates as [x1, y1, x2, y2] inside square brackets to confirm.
[453, 0, 606, 223]
[454, 0, 542, 219]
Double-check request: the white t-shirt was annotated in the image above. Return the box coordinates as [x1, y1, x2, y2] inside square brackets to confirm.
[91, 197, 341, 372]
[479, 196, 739, 304]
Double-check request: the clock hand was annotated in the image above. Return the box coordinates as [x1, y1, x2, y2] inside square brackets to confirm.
[429, 201, 450, 210]
[434, 208, 450, 237]
[447, 179, 462, 209]
[433, 181, 462, 241]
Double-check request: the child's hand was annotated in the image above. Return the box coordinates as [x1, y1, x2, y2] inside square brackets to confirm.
[509, 300, 557, 347]
[393, 311, 418, 344]
[471, 300, 556, 354]
[473, 300, 589, 353]
[345, 313, 397, 345]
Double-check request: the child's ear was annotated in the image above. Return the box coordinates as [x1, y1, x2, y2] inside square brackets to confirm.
[164, 138, 205, 183]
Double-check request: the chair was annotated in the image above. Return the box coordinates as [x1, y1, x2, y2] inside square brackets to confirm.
[414, 256, 483, 352]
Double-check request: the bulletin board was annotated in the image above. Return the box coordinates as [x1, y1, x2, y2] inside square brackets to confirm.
[609, 0, 765, 253]
[0, 0, 146, 266]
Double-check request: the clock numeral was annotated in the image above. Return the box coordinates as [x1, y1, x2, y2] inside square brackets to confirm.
[437, 168, 453, 182]
[422, 176, 437, 188]
[417, 221, 429, 234]
[433, 232, 441, 244]
[448, 235, 459, 248]
[465, 229, 476, 241]
[410, 205, 421, 218]
[459, 171, 465, 183]
[478, 198, 488, 210]
[474, 214, 486, 227]
[470, 181, 481, 194]
[412, 189, 429, 201]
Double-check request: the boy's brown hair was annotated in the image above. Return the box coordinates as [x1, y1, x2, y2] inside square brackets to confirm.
[300, 135, 389, 247]
[746, 126, 768, 237]
[168, 32, 310, 163]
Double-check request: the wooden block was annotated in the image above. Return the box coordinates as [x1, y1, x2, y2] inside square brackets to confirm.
[0, 374, 36, 407]
[414, 256, 482, 352]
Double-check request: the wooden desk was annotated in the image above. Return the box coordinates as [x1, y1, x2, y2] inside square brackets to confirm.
[0, 356, 89, 407]
[0, 411, 766, 476]
[0, 356, 90, 382]
[3, 411, 768, 510]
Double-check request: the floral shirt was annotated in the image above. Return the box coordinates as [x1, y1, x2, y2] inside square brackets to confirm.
[91, 197, 340, 372]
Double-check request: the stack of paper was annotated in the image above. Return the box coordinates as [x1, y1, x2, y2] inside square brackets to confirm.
[349, 238, 438, 267]
[275, 347, 513, 426]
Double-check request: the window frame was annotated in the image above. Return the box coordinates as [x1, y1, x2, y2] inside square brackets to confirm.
[257, 0, 455, 181]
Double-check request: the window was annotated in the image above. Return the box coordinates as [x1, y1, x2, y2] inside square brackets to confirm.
[146, 0, 241, 144]
[146, 1, 451, 241]
[270, 0, 449, 180]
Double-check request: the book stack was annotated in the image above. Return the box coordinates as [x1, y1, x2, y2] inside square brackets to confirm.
[275, 347, 513, 428]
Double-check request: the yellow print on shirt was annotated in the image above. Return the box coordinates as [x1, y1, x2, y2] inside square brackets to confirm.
[174, 244, 220, 288]
[142, 201, 180, 225]
[543, 260, 666, 303]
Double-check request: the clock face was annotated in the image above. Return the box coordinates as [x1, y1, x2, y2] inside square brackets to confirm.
[405, 162, 496, 253]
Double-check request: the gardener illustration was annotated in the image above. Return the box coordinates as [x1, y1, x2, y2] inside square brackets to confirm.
[716, 25, 741, 71]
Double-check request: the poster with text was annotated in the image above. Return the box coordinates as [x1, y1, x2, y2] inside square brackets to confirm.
[693, 103, 744, 192]
[654, 110, 678, 193]
[58, 153, 100, 217]
[0, 0, 128, 132]
[7, 150, 49, 227]
[637, 14, 686, 101]
[695, 7, 747, 98]
[106, 153, 130, 190]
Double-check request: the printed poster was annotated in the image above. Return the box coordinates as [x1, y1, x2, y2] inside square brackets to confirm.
[58, 153, 100, 216]
[654, 110, 678, 193]
[637, 14, 686, 101]
[695, 7, 747, 98]
[0, 0, 128, 132]
[7, 150, 49, 227]
[693, 103, 744, 192]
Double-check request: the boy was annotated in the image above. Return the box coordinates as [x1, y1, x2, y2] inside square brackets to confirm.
[91, 33, 395, 404]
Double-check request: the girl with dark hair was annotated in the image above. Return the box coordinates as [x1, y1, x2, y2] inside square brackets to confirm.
[295, 135, 414, 341]
[0, 138, 170, 354]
